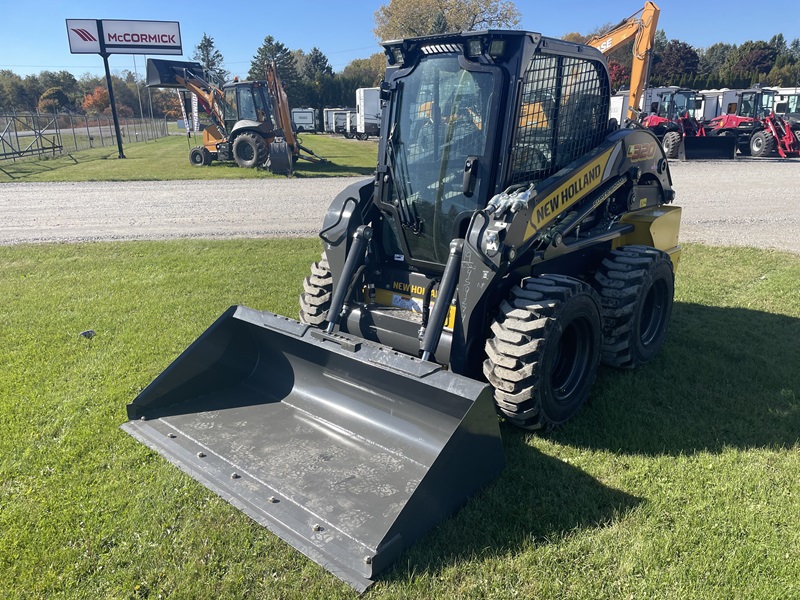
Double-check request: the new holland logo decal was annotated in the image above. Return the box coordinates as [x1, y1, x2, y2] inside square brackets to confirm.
[524, 147, 614, 240]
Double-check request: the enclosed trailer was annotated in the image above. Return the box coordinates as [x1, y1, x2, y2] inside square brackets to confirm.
[355, 87, 381, 139]
[291, 107, 317, 132]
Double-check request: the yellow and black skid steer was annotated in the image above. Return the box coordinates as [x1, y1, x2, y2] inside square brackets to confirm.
[124, 29, 681, 591]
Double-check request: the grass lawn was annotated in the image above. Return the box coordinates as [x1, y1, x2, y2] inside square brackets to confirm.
[0, 134, 377, 183]
[1, 241, 798, 599]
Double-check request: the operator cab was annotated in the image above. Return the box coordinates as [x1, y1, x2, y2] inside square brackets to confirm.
[378, 31, 610, 268]
[658, 89, 703, 120]
[738, 89, 774, 119]
[222, 81, 275, 132]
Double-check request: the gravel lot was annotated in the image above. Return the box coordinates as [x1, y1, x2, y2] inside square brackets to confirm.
[1, 158, 798, 253]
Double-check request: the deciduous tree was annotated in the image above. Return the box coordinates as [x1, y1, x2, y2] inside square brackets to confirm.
[37, 87, 71, 113]
[341, 53, 386, 88]
[652, 40, 699, 82]
[373, 0, 520, 40]
[725, 41, 777, 78]
[83, 86, 109, 115]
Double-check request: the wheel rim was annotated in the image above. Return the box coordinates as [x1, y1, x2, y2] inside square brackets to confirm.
[551, 316, 594, 405]
[640, 279, 668, 347]
[239, 142, 254, 161]
[752, 136, 763, 152]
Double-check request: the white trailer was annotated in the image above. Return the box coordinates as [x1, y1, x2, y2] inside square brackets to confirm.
[640, 86, 679, 116]
[699, 89, 741, 120]
[355, 87, 381, 140]
[291, 108, 317, 133]
[323, 108, 356, 137]
[609, 91, 629, 124]
[773, 87, 800, 116]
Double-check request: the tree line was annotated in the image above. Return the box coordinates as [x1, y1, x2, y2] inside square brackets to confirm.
[0, 34, 387, 119]
[564, 28, 800, 92]
[3, 0, 799, 118]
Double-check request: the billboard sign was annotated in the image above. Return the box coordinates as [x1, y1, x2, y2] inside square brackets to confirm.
[66, 19, 101, 54]
[66, 19, 182, 55]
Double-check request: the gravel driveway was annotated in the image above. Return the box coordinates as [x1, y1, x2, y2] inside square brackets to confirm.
[1, 158, 798, 253]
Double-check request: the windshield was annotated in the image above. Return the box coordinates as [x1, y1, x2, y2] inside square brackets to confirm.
[740, 92, 774, 119]
[387, 54, 495, 264]
[660, 92, 691, 119]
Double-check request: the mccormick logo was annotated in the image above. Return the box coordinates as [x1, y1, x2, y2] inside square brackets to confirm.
[71, 28, 97, 42]
[107, 32, 177, 44]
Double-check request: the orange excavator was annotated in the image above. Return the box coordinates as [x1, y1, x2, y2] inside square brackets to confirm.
[586, 3, 735, 159]
[585, 1, 660, 123]
[146, 59, 326, 174]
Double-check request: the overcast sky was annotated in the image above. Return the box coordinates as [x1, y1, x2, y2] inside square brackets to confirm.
[2, 0, 792, 78]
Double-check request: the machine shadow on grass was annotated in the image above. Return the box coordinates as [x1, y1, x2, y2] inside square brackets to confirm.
[384, 437, 641, 585]
[554, 302, 800, 456]
[381, 300, 799, 584]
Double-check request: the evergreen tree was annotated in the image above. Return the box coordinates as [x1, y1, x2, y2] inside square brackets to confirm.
[249, 36, 301, 105]
[192, 33, 229, 82]
[303, 48, 333, 80]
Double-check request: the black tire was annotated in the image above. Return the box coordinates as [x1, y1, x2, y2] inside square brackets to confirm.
[232, 132, 268, 168]
[356, 132, 369, 141]
[592, 245, 674, 368]
[662, 131, 681, 159]
[189, 146, 208, 167]
[299, 252, 332, 326]
[750, 130, 776, 157]
[483, 275, 602, 430]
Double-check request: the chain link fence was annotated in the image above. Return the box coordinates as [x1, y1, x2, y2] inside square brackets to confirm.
[0, 111, 169, 161]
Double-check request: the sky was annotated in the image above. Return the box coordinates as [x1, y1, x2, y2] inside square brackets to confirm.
[2, 0, 795, 79]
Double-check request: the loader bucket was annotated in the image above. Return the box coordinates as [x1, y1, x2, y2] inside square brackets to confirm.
[679, 135, 737, 160]
[123, 306, 505, 591]
[146, 58, 205, 88]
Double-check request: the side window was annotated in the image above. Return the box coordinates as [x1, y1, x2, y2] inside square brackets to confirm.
[238, 88, 257, 121]
[510, 54, 609, 186]
[224, 88, 238, 121]
[556, 57, 609, 169]
[510, 55, 558, 184]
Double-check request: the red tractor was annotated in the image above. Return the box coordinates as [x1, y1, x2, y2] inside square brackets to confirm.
[706, 87, 799, 158]
[641, 88, 734, 159]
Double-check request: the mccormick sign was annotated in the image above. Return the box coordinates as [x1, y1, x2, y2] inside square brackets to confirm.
[66, 19, 182, 55]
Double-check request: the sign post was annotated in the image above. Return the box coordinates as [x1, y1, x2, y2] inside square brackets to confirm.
[66, 19, 182, 159]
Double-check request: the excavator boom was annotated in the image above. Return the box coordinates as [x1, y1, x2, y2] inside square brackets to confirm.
[586, 1, 659, 121]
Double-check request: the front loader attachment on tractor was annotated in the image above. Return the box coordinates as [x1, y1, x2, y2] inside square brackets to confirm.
[679, 135, 737, 160]
[123, 306, 505, 591]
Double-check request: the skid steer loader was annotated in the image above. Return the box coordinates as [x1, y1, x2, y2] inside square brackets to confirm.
[124, 30, 681, 591]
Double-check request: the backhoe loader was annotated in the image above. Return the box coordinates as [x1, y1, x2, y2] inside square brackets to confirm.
[125, 29, 681, 591]
[146, 58, 326, 174]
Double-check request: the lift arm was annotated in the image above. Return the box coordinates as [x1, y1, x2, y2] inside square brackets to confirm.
[586, 1, 660, 122]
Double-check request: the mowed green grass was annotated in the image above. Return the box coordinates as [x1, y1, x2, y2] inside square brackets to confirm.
[0, 134, 377, 182]
[1, 241, 798, 599]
